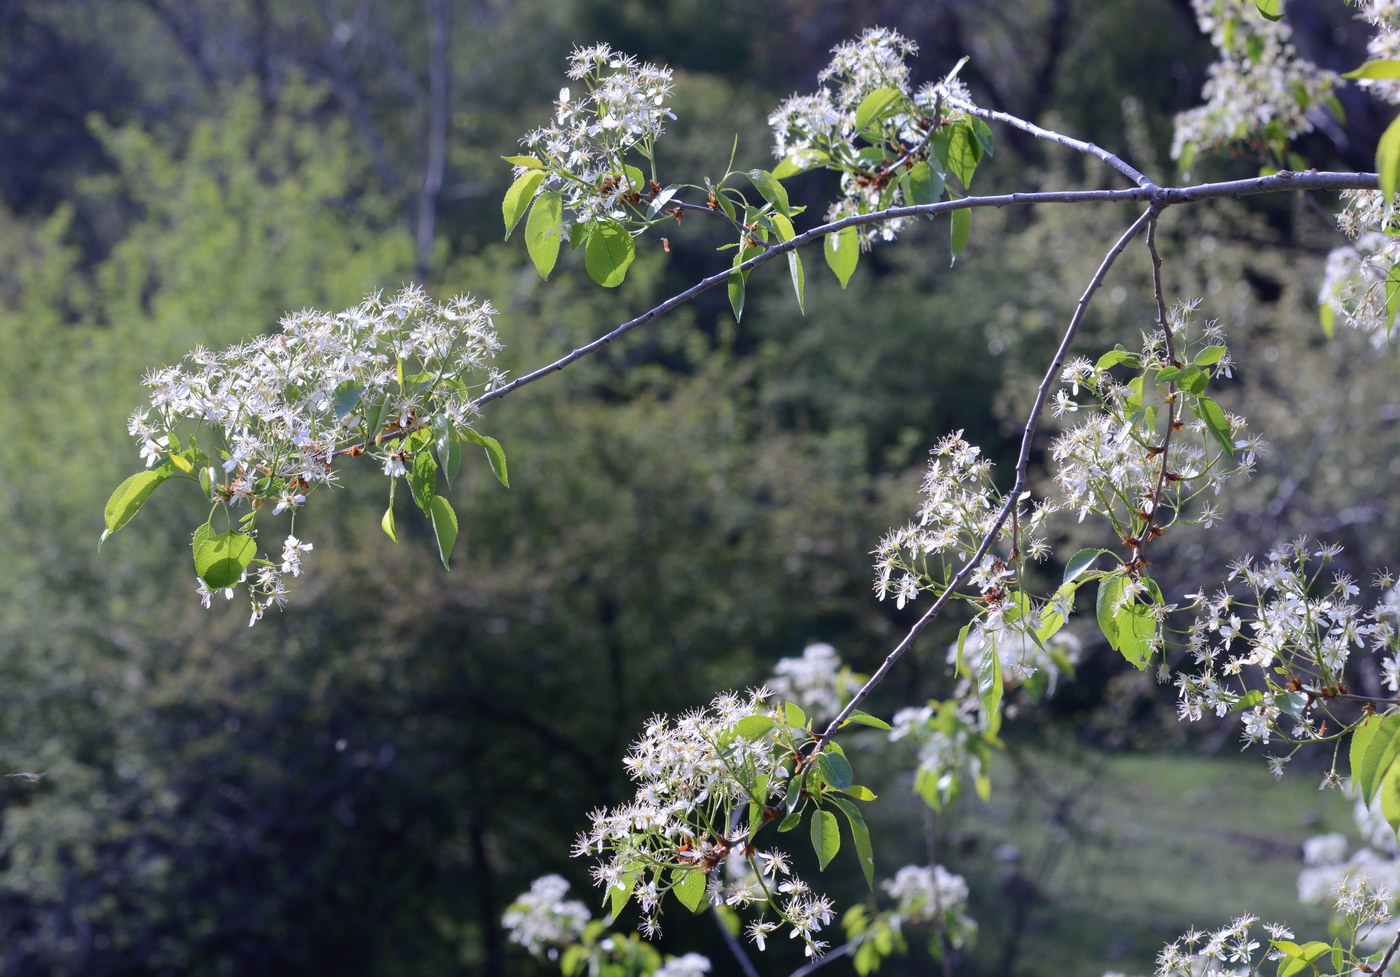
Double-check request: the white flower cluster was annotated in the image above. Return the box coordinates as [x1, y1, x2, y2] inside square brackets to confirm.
[519, 44, 675, 227]
[768, 28, 977, 246]
[1320, 196, 1400, 346]
[502, 874, 591, 957]
[767, 643, 858, 722]
[873, 430, 1050, 611]
[654, 953, 712, 977]
[1298, 792, 1400, 951]
[1171, 0, 1336, 163]
[1154, 916, 1294, 977]
[573, 690, 834, 953]
[1175, 541, 1400, 750]
[889, 698, 986, 812]
[953, 627, 1083, 688]
[127, 285, 501, 621]
[881, 863, 975, 943]
[1051, 306, 1257, 533]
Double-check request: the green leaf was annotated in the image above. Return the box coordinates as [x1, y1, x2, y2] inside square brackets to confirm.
[947, 119, 983, 187]
[410, 450, 437, 512]
[977, 638, 1003, 732]
[584, 220, 636, 288]
[817, 753, 853, 793]
[462, 428, 509, 487]
[1320, 301, 1336, 339]
[950, 208, 971, 265]
[428, 495, 458, 569]
[194, 531, 257, 589]
[855, 87, 904, 131]
[772, 150, 827, 179]
[671, 867, 707, 913]
[381, 503, 398, 543]
[810, 809, 841, 869]
[1194, 345, 1228, 366]
[829, 797, 875, 890]
[777, 810, 802, 832]
[1379, 113, 1400, 203]
[747, 169, 791, 215]
[623, 164, 645, 193]
[1345, 61, 1400, 80]
[1255, 0, 1283, 20]
[784, 701, 808, 730]
[728, 267, 746, 322]
[1064, 548, 1106, 585]
[1276, 941, 1332, 977]
[1112, 598, 1157, 669]
[333, 380, 366, 419]
[501, 154, 545, 169]
[825, 226, 859, 288]
[1097, 573, 1123, 648]
[1177, 366, 1208, 396]
[735, 715, 776, 740]
[433, 415, 462, 484]
[608, 872, 637, 921]
[102, 465, 175, 542]
[1351, 712, 1400, 803]
[524, 190, 564, 278]
[1094, 347, 1141, 372]
[905, 160, 944, 206]
[971, 116, 995, 156]
[846, 785, 877, 801]
[503, 170, 546, 239]
[841, 710, 892, 731]
[1192, 396, 1236, 459]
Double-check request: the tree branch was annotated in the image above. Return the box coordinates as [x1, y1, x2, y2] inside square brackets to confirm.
[813, 206, 1160, 748]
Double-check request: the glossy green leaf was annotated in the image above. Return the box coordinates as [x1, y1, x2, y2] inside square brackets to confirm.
[830, 797, 875, 890]
[501, 155, 545, 169]
[825, 226, 859, 288]
[462, 428, 509, 487]
[102, 465, 175, 542]
[772, 150, 827, 180]
[1112, 598, 1156, 669]
[784, 701, 807, 730]
[503, 170, 546, 238]
[818, 752, 853, 793]
[1064, 547, 1106, 585]
[735, 715, 776, 740]
[841, 710, 892, 731]
[977, 639, 1003, 730]
[524, 190, 564, 278]
[947, 120, 983, 187]
[624, 164, 645, 193]
[1275, 941, 1331, 977]
[333, 380, 366, 418]
[1344, 60, 1400, 79]
[1194, 345, 1228, 366]
[847, 785, 877, 801]
[428, 495, 458, 569]
[608, 872, 637, 921]
[950, 207, 971, 264]
[585, 220, 636, 288]
[671, 867, 706, 913]
[410, 449, 437, 512]
[381, 503, 398, 543]
[1255, 0, 1283, 20]
[1192, 396, 1235, 459]
[1095, 347, 1141, 372]
[906, 160, 944, 206]
[1097, 573, 1124, 648]
[747, 169, 791, 215]
[194, 530, 257, 589]
[728, 267, 746, 322]
[1352, 711, 1400, 803]
[810, 809, 841, 869]
[855, 87, 903, 131]
[433, 416, 462, 484]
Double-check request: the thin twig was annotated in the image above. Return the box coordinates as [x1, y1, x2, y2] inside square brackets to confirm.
[1133, 217, 1180, 572]
[1374, 928, 1400, 977]
[710, 907, 762, 977]
[473, 172, 1375, 412]
[946, 96, 1156, 189]
[813, 206, 1158, 747]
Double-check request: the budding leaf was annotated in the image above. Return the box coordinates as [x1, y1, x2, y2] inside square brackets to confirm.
[102, 464, 175, 543]
[841, 710, 892, 731]
[584, 220, 635, 288]
[825, 226, 859, 288]
[428, 495, 458, 570]
[524, 190, 564, 279]
[503, 170, 546, 238]
[501, 155, 545, 169]
[194, 531, 257, 589]
[810, 809, 841, 869]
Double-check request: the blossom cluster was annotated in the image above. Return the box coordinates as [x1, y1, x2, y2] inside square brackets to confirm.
[125, 285, 501, 622]
[1320, 196, 1400, 346]
[1171, 0, 1336, 164]
[1299, 795, 1399, 951]
[889, 697, 990, 812]
[1353, 1, 1400, 104]
[518, 44, 675, 228]
[881, 863, 976, 942]
[1153, 915, 1294, 977]
[766, 642, 860, 723]
[1174, 540, 1400, 754]
[501, 874, 591, 957]
[768, 28, 978, 246]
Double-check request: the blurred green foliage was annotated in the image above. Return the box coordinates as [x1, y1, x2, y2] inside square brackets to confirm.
[0, 1, 1391, 975]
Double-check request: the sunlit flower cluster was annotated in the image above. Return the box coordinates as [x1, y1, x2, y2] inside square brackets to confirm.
[882, 863, 976, 943]
[889, 698, 989, 812]
[654, 953, 712, 977]
[768, 28, 977, 246]
[1153, 916, 1294, 977]
[1320, 193, 1400, 346]
[502, 874, 591, 957]
[1175, 541, 1399, 752]
[1171, 0, 1336, 163]
[125, 285, 501, 622]
[1353, 1, 1400, 104]
[518, 44, 675, 228]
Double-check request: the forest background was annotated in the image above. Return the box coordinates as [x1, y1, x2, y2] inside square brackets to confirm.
[1, 0, 1396, 974]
